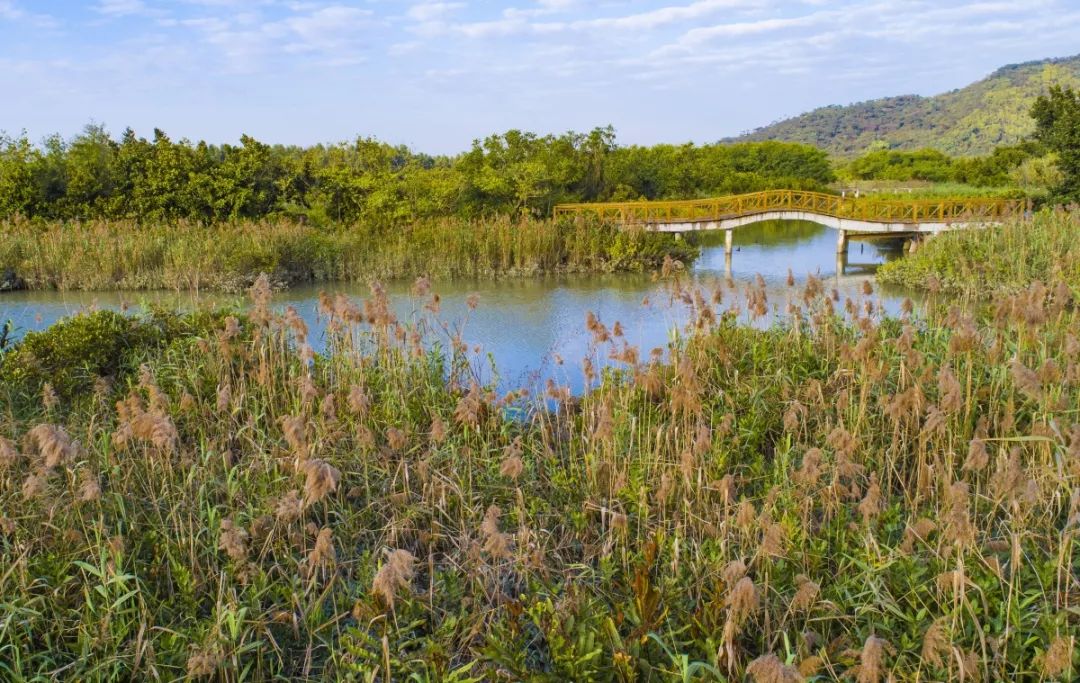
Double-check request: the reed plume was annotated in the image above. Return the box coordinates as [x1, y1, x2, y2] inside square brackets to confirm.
[499, 437, 525, 480]
[21, 471, 48, 500]
[347, 384, 370, 417]
[305, 527, 336, 578]
[372, 548, 418, 609]
[855, 636, 889, 683]
[26, 424, 77, 470]
[963, 438, 989, 471]
[1038, 634, 1074, 679]
[219, 519, 249, 563]
[0, 437, 21, 471]
[274, 490, 304, 523]
[746, 653, 802, 683]
[299, 459, 341, 507]
[481, 505, 512, 560]
[921, 617, 950, 670]
[280, 415, 308, 461]
[186, 646, 222, 678]
[76, 469, 102, 503]
[790, 575, 819, 612]
[41, 383, 58, 411]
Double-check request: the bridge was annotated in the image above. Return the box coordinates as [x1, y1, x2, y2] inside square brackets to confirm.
[554, 190, 1028, 256]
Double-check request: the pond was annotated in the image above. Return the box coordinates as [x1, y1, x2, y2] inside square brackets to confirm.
[0, 221, 916, 394]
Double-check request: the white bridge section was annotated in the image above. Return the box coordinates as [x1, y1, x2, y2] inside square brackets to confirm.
[647, 210, 998, 235]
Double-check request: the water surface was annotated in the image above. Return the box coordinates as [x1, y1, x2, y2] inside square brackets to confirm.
[0, 222, 915, 393]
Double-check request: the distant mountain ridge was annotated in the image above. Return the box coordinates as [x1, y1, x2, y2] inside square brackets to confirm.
[732, 55, 1080, 157]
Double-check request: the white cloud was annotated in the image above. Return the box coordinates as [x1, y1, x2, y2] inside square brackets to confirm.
[0, 0, 55, 26]
[578, 0, 766, 31]
[281, 5, 373, 48]
[675, 14, 822, 46]
[407, 2, 463, 22]
[536, 0, 576, 10]
[3, 0, 1080, 152]
[413, 0, 767, 37]
[96, 0, 149, 16]
[0, 0, 22, 20]
[175, 3, 374, 70]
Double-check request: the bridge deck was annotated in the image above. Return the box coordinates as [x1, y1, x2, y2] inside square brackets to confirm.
[554, 190, 1027, 230]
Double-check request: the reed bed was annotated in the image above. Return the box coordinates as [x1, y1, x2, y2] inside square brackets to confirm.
[0, 216, 692, 292]
[878, 209, 1080, 294]
[0, 269, 1077, 681]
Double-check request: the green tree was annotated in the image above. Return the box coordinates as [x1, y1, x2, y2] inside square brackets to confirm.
[64, 123, 118, 217]
[33, 134, 71, 218]
[0, 133, 40, 217]
[1031, 85, 1080, 201]
[211, 135, 284, 220]
[131, 129, 202, 221]
[107, 128, 153, 219]
[843, 149, 954, 183]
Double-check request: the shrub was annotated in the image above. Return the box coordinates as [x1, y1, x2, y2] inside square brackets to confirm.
[0, 308, 227, 405]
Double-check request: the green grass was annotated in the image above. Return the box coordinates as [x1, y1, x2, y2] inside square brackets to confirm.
[877, 210, 1080, 294]
[0, 272, 1076, 680]
[0, 216, 695, 292]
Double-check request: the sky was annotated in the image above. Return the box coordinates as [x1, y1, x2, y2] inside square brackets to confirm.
[2, 0, 1080, 154]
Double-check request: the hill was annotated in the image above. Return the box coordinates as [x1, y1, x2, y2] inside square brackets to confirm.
[733, 55, 1080, 157]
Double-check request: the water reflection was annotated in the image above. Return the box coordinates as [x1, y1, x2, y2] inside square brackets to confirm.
[0, 221, 917, 393]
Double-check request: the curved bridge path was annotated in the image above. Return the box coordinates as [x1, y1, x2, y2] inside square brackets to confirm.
[554, 190, 1029, 256]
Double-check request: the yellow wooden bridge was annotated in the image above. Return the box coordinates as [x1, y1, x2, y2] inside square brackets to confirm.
[554, 190, 1028, 254]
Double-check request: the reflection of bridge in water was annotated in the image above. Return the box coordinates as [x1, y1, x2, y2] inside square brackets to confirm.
[555, 190, 1029, 272]
[834, 238, 904, 279]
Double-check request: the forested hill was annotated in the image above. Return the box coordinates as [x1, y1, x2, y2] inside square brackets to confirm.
[733, 55, 1080, 157]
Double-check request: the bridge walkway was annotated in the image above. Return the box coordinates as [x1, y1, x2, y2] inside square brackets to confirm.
[554, 190, 1028, 255]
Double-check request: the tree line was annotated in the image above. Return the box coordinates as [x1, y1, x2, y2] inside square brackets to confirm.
[3, 86, 1077, 227]
[0, 127, 833, 225]
[838, 143, 1052, 188]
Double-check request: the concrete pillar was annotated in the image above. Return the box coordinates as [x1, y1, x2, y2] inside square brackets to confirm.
[724, 229, 734, 256]
[836, 229, 848, 254]
[836, 250, 847, 277]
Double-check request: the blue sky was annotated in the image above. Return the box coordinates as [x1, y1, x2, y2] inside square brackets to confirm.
[2, 0, 1079, 153]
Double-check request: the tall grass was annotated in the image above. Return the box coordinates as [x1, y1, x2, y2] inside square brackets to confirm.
[878, 209, 1080, 294]
[0, 216, 694, 292]
[0, 270, 1076, 680]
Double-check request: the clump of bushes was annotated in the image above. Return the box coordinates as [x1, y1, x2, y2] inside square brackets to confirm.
[0, 308, 229, 404]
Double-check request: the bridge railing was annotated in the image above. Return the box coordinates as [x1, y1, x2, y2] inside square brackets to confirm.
[553, 190, 1026, 226]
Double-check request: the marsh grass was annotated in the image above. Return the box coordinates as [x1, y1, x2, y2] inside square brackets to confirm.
[878, 209, 1080, 294]
[0, 216, 694, 292]
[0, 268, 1077, 680]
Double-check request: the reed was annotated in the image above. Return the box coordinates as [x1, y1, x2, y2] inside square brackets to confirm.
[0, 270, 1076, 680]
[0, 215, 694, 292]
[878, 209, 1080, 294]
